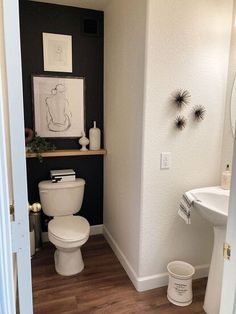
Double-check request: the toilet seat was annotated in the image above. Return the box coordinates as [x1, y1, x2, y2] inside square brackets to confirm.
[49, 216, 90, 242]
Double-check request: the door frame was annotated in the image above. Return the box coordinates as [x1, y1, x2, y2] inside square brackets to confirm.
[0, 71, 16, 314]
[0, 0, 33, 313]
[220, 135, 236, 313]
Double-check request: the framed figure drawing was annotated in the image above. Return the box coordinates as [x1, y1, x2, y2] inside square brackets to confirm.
[32, 75, 85, 138]
[43, 33, 72, 72]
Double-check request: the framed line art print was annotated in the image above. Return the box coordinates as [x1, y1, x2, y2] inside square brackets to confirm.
[43, 33, 73, 72]
[32, 75, 85, 138]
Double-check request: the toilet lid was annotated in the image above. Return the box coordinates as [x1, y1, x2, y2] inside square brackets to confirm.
[48, 216, 90, 242]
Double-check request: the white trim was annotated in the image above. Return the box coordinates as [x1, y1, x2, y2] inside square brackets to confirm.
[42, 224, 104, 243]
[0, 65, 16, 314]
[220, 136, 236, 313]
[10, 215, 18, 303]
[136, 264, 209, 292]
[103, 225, 140, 290]
[90, 224, 103, 236]
[2, 0, 33, 312]
[103, 225, 209, 292]
[193, 264, 210, 280]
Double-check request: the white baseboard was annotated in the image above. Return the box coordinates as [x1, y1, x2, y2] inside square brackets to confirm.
[103, 225, 209, 292]
[42, 224, 104, 243]
[42, 223, 209, 292]
[135, 264, 209, 292]
[103, 225, 139, 289]
[194, 264, 210, 280]
[90, 224, 103, 235]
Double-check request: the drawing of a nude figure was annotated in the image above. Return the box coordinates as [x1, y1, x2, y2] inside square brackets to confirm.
[45, 84, 72, 132]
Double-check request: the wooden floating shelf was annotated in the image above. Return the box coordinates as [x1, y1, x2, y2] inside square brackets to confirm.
[26, 149, 107, 158]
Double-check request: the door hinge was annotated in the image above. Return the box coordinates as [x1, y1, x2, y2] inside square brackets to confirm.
[10, 204, 14, 215]
[223, 242, 231, 260]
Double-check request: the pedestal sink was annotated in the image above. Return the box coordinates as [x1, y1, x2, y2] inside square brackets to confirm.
[189, 186, 229, 314]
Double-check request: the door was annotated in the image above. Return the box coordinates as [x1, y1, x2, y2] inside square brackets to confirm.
[220, 136, 236, 314]
[0, 0, 33, 313]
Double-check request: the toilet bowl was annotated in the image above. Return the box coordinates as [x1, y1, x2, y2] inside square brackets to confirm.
[49, 216, 90, 276]
[38, 179, 90, 276]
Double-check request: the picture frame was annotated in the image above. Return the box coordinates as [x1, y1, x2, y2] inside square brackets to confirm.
[32, 75, 85, 138]
[43, 33, 72, 72]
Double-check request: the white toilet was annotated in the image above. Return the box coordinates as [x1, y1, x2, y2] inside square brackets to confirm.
[38, 179, 90, 276]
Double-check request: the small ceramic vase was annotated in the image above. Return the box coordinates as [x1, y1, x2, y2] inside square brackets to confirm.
[89, 121, 101, 150]
[79, 131, 89, 151]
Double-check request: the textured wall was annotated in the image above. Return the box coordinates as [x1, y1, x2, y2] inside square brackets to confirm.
[103, 0, 233, 289]
[139, 0, 233, 277]
[19, 1, 104, 227]
[221, 1, 236, 171]
[103, 0, 147, 274]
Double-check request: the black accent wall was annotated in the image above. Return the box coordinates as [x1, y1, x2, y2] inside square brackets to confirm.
[19, 1, 104, 229]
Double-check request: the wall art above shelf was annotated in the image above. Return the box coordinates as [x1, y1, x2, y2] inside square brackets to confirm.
[26, 149, 107, 158]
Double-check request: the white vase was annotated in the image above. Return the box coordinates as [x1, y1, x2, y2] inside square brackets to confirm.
[79, 131, 89, 151]
[89, 121, 101, 150]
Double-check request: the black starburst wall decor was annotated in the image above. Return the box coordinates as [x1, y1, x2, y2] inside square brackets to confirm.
[171, 89, 191, 109]
[175, 115, 187, 130]
[193, 105, 206, 121]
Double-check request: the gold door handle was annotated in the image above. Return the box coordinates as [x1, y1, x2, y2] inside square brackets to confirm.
[28, 202, 42, 213]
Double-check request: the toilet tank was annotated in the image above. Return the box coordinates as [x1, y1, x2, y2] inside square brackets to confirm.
[38, 179, 85, 217]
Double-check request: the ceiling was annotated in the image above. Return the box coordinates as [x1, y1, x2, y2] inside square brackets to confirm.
[30, 0, 110, 10]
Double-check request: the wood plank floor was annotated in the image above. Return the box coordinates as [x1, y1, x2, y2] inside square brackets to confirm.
[32, 235, 207, 314]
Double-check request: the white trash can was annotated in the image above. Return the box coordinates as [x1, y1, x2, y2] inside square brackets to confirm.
[167, 261, 195, 307]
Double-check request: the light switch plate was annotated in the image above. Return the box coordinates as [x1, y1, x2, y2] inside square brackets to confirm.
[160, 152, 171, 169]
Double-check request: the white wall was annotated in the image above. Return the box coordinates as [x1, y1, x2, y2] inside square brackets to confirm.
[104, 0, 147, 275]
[139, 0, 233, 286]
[104, 0, 233, 291]
[221, 1, 236, 170]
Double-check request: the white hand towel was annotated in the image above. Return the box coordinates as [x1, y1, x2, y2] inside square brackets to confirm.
[178, 191, 196, 224]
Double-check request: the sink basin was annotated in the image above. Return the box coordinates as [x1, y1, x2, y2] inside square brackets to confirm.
[189, 186, 230, 314]
[191, 186, 229, 226]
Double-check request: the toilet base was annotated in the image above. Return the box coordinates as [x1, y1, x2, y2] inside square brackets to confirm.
[54, 246, 84, 276]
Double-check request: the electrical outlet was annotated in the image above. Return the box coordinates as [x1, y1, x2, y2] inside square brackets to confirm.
[160, 152, 171, 169]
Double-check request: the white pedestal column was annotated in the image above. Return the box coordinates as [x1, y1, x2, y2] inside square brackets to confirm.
[203, 226, 226, 314]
